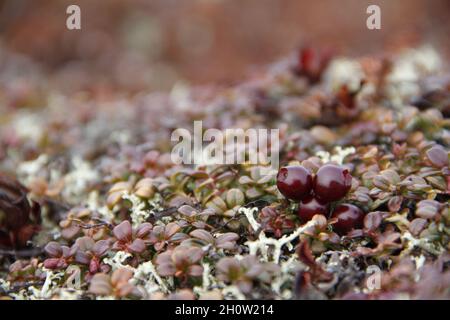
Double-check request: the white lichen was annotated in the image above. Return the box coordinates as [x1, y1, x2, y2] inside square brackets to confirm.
[121, 191, 163, 228]
[240, 207, 320, 264]
[10, 269, 67, 300]
[413, 255, 426, 270]
[87, 190, 115, 222]
[324, 58, 365, 92]
[62, 157, 99, 202]
[132, 260, 170, 294]
[316, 146, 355, 165]
[52, 288, 84, 300]
[97, 205, 115, 222]
[9, 289, 33, 300]
[122, 192, 150, 228]
[40, 269, 65, 299]
[95, 295, 115, 300]
[11, 112, 44, 143]
[16, 154, 49, 185]
[270, 255, 300, 299]
[102, 252, 172, 296]
[170, 81, 192, 112]
[239, 207, 260, 232]
[104, 251, 133, 271]
[221, 285, 246, 300]
[193, 262, 219, 298]
[386, 46, 442, 107]
[401, 231, 443, 256]
[0, 279, 11, 292]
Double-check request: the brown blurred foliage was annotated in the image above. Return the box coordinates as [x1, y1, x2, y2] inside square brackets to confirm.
[0, 0, 449, 92]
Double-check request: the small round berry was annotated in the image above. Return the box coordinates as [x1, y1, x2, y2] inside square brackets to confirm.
[313, 164, 352, 202]
[331, 204, 364, 235]
[297, 195, 329, 223]
[276, 166, 313, 201]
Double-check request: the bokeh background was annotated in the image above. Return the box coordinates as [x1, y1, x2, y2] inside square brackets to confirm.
[0, 0, 449, 94]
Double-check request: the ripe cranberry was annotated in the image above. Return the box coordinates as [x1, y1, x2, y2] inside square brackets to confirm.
[276, 166, 313, 201]
[297, 195, 329, 222]
[331, 204, 364, 235]
[313, 164, 352, 202]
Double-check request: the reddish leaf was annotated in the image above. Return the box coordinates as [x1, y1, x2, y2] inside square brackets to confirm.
[113, 220, 132, 241]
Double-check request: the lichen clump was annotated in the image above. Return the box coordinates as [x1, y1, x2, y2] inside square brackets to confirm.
[0, 46, 449, 300]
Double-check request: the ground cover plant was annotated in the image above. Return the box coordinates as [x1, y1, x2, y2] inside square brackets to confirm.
[0, 44, 449, 300]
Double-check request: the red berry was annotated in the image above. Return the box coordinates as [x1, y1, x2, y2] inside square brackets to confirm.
[276, 166, 313, 201]
[297, 195, 329, 222]
[331, 204, 364, 235]
[313, 164, 352, 202]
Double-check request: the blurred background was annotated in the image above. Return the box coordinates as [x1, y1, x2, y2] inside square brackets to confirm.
[0, 0, 449, 94]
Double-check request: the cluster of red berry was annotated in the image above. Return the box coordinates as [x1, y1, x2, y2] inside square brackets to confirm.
[276, 164, 364, 235]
